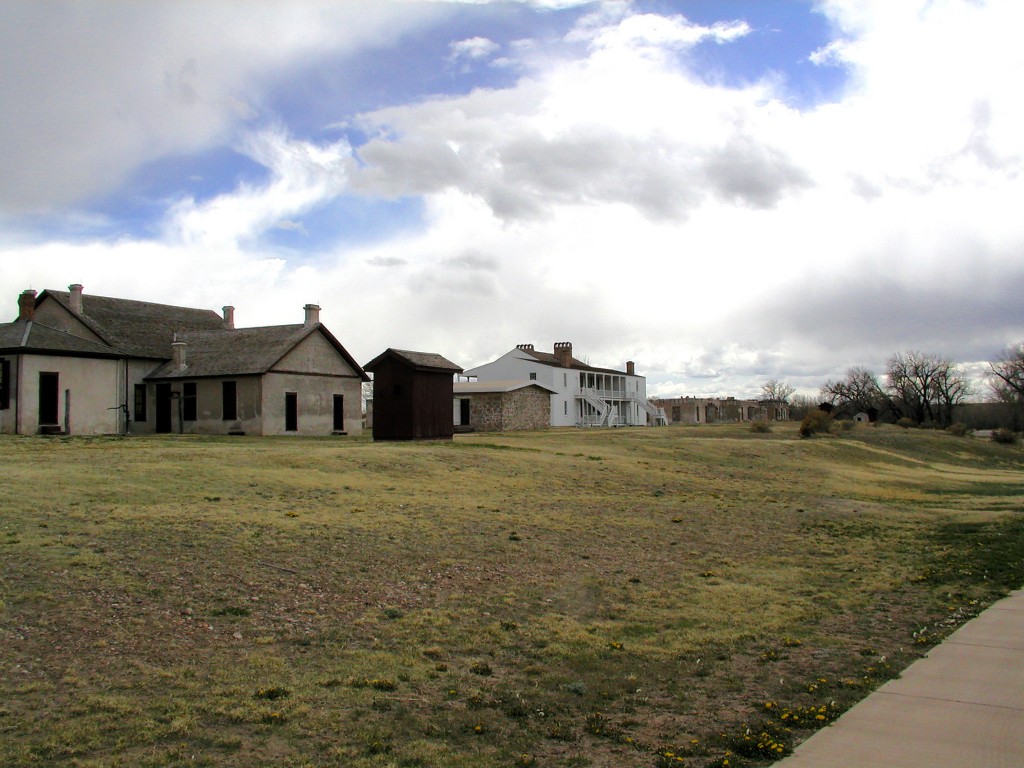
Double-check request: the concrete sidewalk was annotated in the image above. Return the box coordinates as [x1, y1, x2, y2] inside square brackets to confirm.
[775, 588, 1024, 768]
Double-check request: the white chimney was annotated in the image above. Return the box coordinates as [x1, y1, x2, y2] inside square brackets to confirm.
[304, 303, 320, 327]
[172, 340, 186, 371]
[222, 305, 235, 330]
[69, 284, 83, 314]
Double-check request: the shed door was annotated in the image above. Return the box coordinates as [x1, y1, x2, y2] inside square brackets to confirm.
[459, 398, 470, 426]
[38, 372, 59, 425]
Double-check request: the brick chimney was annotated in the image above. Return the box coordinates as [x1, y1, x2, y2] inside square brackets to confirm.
[171, 340, 187, 371]
[626, 361, 635, 376]
[304, 303, 320, 327]
[553, 341, 572, 368]
[222, 305, 235, 330]
[69, 284, 83, 314]
[17, 289, 36, 322]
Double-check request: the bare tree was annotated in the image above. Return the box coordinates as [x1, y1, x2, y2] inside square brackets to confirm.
[989, 343, 1024, 401]
[361, 379, 374, 415]
[886, 351, 970, 427]
[788, 393, 819, 420]
[821, 367, 884, 414]
[761, 379, 796, 403]
[886, 351, 938, 424]
[933, 362, 972, 427]
[988, 343, 1024, 429]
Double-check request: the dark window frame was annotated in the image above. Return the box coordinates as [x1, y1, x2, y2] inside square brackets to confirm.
[38, 371, 59, 425]
[333, 394, 345, 431]
[285, 391, 298, 432]
[134, 383, 147, 422]
[183, 382, 197, 421]
[0, 358, 10, 410]
[222, 381, 237, 420]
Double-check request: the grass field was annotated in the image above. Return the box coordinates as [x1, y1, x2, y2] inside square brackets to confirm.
[2, 423, 1023, 768]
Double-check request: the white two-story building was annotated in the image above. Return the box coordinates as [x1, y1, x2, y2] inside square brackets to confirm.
[462, 342, 666, 428]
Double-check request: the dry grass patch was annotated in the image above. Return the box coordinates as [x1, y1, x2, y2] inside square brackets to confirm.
[1, 425, 1022, 767]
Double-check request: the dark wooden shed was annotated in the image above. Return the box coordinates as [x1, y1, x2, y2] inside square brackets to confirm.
[364, 349, 463, 441]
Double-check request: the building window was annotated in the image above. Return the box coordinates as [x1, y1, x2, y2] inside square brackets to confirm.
[563, 372, 567, 387]
[0, 358, 10, 410]
[285, 392, 298, 431]
[564, 400, 568, 415]
[222, 381, 237, 420]
[529, 372, 537, 380]
[183, 383, 197, 421]
[134, 383, 147, 422]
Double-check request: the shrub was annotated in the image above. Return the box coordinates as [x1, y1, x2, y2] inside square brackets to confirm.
[896, 417, 916, 429]
[750, 421, 772, 434]
[798, 411, 832, 438]
[992, 428, 1019, 445]
[946, 423, 972, 437]
[834, 419, 854, 432]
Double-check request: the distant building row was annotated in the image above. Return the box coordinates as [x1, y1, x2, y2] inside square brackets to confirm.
[652, 396, 790, 424]
[0, 286, 668, 438]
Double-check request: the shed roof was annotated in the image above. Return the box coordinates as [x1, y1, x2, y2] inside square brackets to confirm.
[38, 289, 226, 358]
[364, 348, 463, 373]
[0, 321, 123, 358]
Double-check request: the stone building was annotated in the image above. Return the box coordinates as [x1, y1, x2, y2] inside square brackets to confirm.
[453, 380, 555, 432]
[653, 396, 790, 425]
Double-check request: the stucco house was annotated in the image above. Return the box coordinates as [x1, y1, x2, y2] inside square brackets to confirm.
[0, 285, 368, 436]
[462, 342, 666, 427]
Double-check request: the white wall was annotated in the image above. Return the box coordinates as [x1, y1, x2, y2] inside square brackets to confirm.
[262, 372, 362, 436]
[14, 354, 121, 434]
[466, 348, 649, 427]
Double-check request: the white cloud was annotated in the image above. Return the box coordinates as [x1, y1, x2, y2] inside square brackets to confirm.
[2, 1, 1023, 399]
[165, 129, 352, 250]
[351, 14, 805, 223]
[448, 36, 501, 65]
[579, 12, 750, 54]
[0, 1, 448, 212]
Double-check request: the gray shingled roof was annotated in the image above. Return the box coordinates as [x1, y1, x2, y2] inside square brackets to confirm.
[517, 347, 628, 376]
[146, 324, 369, 381]
[364, 348, 463, 373]
[40, 290, 226, 358]
[0, 321, 123, 357]
[143, 324, 364, 382]
[453, 379, 557, 394]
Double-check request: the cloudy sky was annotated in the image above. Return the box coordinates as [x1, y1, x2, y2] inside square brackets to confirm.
[2, 0, 1022, 398]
